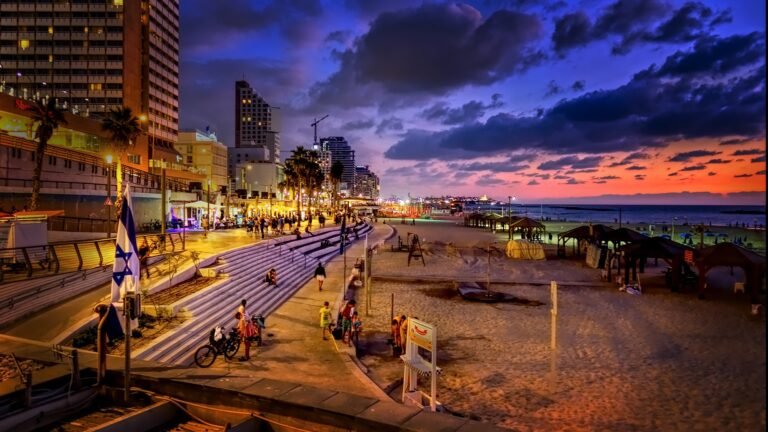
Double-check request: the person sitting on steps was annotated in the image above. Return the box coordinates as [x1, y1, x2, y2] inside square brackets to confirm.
[265, 268, 278, 287]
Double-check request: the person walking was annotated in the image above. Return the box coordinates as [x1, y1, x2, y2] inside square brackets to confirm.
[391, 318, 401, 357]
[399, 314, 408, 354]
[351, 311, 362, 346]
[237, 299, 248, 318]
[314, 262, 326, 291]
[320, 301, 332, 340]
[340, 299, 356, 345]
[138, 239, 152, 280]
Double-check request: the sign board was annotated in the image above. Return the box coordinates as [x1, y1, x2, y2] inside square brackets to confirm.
[684, 250, 693, 263]
[408, 318, 434, 351]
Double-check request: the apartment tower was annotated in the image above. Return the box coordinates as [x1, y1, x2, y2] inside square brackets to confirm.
[319, 136, 355, 196]
[0, 0, 180, 171]
[234, 80, 280, 162]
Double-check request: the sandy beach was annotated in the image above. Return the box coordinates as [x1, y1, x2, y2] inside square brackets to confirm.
[358, 218, 766, 431]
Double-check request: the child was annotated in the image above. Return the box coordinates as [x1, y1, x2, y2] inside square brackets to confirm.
[235, 312, 251, 361]
[351, 311, 362, 346]
[315, 263, 326, 291]
[320, 301, 332, 340]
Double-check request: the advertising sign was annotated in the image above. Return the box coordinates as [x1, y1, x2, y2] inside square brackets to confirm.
[408, 318, 434, 351]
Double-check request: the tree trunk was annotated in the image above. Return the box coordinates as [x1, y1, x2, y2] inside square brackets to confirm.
[30, 138, 47, 211]
[297, 178, 302, 223]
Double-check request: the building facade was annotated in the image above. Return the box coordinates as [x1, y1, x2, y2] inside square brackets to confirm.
[176, 129, 228, 192]
[0, 0, 181, 171]
[234, 80, 280, 163]
[319, 136, 355, 196]
[353, 165, 380, 199]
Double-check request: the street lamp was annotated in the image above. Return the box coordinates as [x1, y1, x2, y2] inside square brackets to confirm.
[105, 154, 114, 238]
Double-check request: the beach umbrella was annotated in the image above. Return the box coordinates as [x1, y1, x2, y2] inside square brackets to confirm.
[679, 233, 692, 239]
[705, 232, 716, 237]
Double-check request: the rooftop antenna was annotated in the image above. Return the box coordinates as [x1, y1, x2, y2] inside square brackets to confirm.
[311, 115, 329, 149]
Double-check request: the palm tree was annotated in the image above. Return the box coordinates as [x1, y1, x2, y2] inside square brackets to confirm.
[101, 107, 141, 209]
[24, 99, 67, 210]
[284, 146, 321, 224]
[330, 160, 344, 211]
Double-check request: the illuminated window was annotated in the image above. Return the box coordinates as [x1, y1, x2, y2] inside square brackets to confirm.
[48, 54, 53, 62]
[84, 27, 89, 33]
[48, 26, 54, 34]
[89, 83, 103, 91]
[18, 39, 30, 50]
[114, 0, 124, 6]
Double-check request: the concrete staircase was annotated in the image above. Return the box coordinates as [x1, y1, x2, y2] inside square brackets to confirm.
[134, 223, 373, 365]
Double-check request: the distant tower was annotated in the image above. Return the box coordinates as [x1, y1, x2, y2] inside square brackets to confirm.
[319, 137, 355, 196]
[234, 80, 281, 162]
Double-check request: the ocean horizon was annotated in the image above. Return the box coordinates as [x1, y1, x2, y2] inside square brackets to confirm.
[462, 204, 766, 227]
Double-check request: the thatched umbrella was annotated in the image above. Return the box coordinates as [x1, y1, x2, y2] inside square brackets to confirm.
[695, 242, 765, 299]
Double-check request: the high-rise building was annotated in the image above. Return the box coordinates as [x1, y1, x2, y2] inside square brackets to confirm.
[176, 129, 228, 191]
[354, 165, 380, 199]
[234, 80, 280, 162]
[319, 136, 355, 196]
[0, 0, 181, 171]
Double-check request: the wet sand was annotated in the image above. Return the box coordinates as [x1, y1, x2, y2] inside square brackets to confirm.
[359, 219, 766, 431]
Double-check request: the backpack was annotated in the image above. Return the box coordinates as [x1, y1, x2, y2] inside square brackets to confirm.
[342, 303, 354, 319]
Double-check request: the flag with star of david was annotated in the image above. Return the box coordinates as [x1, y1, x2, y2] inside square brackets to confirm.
[110, 185, 140, 303]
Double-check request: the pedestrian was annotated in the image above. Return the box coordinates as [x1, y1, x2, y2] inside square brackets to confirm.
[138, 239, 152, 279]
[235, 311, 251, 361]
[391, 318, 401, 356]
[315, 262, 326, 291]
[340, 299, 356, 344]
[265, 268, 278, 287]
[351, 311, 362, 346]
[320, 301, 332, 340]
[399, 315, 408, 354]
[237, 298, 248, 318]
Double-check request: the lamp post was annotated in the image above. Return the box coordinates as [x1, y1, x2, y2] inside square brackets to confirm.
[105, 154, 113, 238]
[205, 179, 211, 238]
[508, 196, 512, 240]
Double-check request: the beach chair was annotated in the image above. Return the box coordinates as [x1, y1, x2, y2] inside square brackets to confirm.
[734, 282, 745, 294]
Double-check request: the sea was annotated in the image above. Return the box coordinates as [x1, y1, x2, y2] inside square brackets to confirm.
[462, 204, 766, 228]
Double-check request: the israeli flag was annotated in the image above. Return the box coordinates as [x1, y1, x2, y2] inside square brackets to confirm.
[110, 185, 140, 303]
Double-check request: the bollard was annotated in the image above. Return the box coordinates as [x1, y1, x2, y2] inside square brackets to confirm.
[72, 349, 81, 390]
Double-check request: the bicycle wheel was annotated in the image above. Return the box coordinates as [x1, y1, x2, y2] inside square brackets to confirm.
[224, 338, 241, 360]
[194, 345, 217, 368]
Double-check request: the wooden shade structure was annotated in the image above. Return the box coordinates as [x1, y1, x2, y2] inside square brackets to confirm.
[557, 224, 613, 257]
[618, 237, 695, 290]
[695, 243, 766, 299]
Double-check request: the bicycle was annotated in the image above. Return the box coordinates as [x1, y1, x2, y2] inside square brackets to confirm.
[193, 326, 241, 368]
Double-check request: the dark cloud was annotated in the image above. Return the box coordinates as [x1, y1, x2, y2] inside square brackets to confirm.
[634, 174, 646, 180]
[752, 155, 766, 163]
[654, 32, 765, 77]
[342, 119, 375, 131]
[325, 30, 353, 45]
[476, 175, 508, 186]
[375, 117, 404, 135]
[668, 172, 678, 176]
[626, 165, 647, 170]
[553, 174, 571, 180]
[732, 148, 764, 156]
[310, 4, 543, 106]
[734, 174, 753, 178]
[668, 150, 720, 162]
[680, 165, 706, 171]
[563, 178, 585, 185]
[527, 179, 540, 185]
[565, 168, 599, 174]
[708, 172, 716, 176]
[181, 0, 322, 53]
[757, 170, 766, 176]
[385, 34, 764, 161]
[537, 155, 603, 170]
[544, 191, 764, 205]
[593, 180, 608, 184]
[545, 80, 563, 97]
[608, 151, 651, 167]
[552, 0, 732, 56]
[593, 175, 621, 180]
[705, 158, 731, 164]
[571, 80, 586, 92]
[446, 160, 529, 173]
[421, 95, 504, 125]
[720, 137, 760, 145]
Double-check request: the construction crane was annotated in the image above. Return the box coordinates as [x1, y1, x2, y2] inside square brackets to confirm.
[311, 114, 329, 149]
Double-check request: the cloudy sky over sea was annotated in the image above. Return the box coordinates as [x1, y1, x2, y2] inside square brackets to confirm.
[179, 0, 766, 204]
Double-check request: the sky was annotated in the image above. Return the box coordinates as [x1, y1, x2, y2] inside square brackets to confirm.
[178, 0, 766, 205]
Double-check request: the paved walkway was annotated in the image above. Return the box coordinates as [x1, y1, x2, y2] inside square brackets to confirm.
[201, 222, 394, 400]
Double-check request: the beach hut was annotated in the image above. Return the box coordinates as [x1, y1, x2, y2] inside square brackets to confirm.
[618, 237, 694, 291]
[694, 243, 766, 300]
[509, 217, 545, 241]
[557, 224, 613, 257]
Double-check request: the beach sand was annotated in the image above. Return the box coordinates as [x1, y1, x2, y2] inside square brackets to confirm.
[358, 219, 766, 431]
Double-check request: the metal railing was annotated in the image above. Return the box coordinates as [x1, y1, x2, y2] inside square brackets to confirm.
[0, 232, 184, 283]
